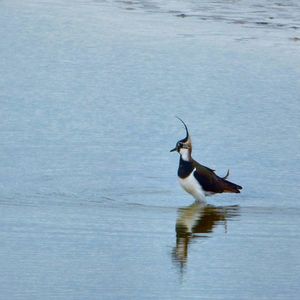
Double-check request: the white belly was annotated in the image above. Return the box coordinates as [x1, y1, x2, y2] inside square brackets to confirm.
[179, 170, 206, 202]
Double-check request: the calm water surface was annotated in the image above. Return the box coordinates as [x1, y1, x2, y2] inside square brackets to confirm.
[0, 0, 300, 299]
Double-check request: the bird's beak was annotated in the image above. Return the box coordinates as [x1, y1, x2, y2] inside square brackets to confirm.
[170, 147, 177, 152]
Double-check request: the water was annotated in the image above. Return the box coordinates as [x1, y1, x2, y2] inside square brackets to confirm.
[0, 0, 300, 299]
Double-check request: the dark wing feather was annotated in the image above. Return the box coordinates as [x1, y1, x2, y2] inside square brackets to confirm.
[192, 159, 215, 172]
[192, 159, 242, 194]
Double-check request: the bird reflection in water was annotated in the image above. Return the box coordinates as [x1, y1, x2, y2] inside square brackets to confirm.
[172, 201, 239, 271]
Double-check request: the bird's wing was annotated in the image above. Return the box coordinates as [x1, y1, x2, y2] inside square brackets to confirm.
[192, 159, 242, 193]
[193, 159, 215, 174]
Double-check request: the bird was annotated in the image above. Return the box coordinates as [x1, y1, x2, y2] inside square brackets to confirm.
[170, 117, 242, 202]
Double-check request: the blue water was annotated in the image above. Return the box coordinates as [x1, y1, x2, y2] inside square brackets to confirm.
[0, 0, 300, 299]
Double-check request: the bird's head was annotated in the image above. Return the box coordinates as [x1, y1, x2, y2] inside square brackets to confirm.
[170, 117, 192, 157]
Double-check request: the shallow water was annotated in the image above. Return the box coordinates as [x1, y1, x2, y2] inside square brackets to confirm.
[0, 0, 300, 299]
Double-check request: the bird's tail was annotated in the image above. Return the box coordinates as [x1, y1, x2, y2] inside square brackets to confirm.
[223, 179, 243, 193]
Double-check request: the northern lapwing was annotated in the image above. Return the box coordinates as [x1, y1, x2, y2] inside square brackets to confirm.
[170, 118, 242, 202]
